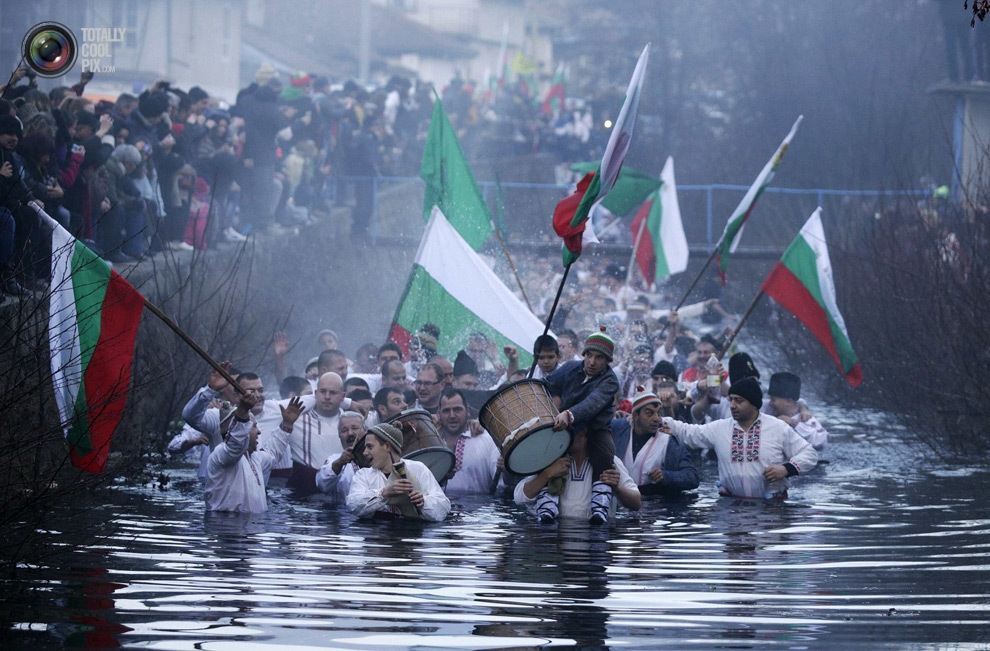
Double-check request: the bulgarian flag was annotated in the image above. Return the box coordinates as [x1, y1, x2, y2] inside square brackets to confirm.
[553, 43, 650, 266]
[761, 208, 862, 387]
[389, 206, 546, 365]
[715, 115, 803, 282]
[47, 216, 144, 473]
[630, 156, 688, 287]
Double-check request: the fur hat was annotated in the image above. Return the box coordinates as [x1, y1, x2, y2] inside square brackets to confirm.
[369, 423, 403, 455]
[583, 325, 615, 360]
[768, 372, 801, 401]
[453, 350, 478, 377]
[728, 352, 760, 385]
[728, 376, 763, 409]
[651, 360, 678, 382]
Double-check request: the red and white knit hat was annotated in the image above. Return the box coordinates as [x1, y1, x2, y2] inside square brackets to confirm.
[582, 325, 615, 360]
[631, 385, 661, 413]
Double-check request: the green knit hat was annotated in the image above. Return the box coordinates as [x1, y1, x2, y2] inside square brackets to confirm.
[583, 325, 615, 360]
[369, 423, 403, 455]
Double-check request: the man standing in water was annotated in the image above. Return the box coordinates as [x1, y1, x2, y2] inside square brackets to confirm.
[346, 423, 450, 521]
[205, 393, 304, 512]
[662, 377, 818, 500]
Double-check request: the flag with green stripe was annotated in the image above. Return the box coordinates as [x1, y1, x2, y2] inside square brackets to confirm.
[761, 207, 862, 387]
[48, 220, 144, 473]
[716, 115, 803, 282]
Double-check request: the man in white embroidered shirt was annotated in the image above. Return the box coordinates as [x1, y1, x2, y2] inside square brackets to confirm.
[662, 377, 818, 500]
[346, 423, 450, 522]
[314, 411, 365, 503]
[437, 388, 500, 494]
[205, 393, 303, 513]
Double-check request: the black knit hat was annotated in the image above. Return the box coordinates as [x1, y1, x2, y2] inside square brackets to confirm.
[728, 352, 760, 384]
[453, 350, 478, 377]
[651, 360, 677, 382]
[138, 91, 169, 119]
[768, 372, 801, 401]
[0, 115, 23, 137]
[728, 376, 763, 409]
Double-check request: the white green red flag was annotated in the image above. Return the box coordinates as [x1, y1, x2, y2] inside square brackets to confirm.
[715, 115, 803, 282]
[541, 63, 567, 116]
[389, 206, 546, 365]
[761, 208, 862, 387]
[47, 216, 144, 473]
[553, 43, 650, 266]
[630, 156, 688, 286]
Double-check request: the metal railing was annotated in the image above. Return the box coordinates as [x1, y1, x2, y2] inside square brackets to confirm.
[329, 175, 931, 251]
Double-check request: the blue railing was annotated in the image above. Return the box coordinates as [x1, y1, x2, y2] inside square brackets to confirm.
[331, 175, 931, 249]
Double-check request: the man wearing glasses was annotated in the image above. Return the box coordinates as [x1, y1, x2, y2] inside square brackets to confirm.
[413, 363, 445, 415]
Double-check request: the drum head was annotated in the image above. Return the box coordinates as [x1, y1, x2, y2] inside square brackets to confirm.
[404, 447, 456, 484]
[505, 426, 572, 475]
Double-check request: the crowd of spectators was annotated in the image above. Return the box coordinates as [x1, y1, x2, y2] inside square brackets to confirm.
[0, 63, 608, 302]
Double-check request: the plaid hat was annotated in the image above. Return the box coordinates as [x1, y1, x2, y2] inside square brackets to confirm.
[368, 423, 403, 455]
[768, 372, 801, 401]
[582, 325, 615, 360]
[631, 385, 661, 413]
[728, 376, 763, 409]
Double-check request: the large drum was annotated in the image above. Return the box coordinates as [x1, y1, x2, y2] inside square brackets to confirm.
[356, 409, 455, 484]
[479, 379, 569, 475]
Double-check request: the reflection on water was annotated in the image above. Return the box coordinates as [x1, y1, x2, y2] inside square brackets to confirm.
[3, 408, 990, 649]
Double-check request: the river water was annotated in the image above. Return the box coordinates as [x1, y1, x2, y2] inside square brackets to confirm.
[3, 407, 989, 649]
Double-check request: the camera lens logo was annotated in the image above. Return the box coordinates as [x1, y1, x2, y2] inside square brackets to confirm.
[22, 23, 77, 78]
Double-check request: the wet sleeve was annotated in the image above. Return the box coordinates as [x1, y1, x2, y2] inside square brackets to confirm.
[665, 417, 717, 450]
[346, 469, 388, 517]
[209, 418, 249, 469]
[414, 464, 451, 522]
[315, 454, 342, 494]
[182, 386, 220, 437]
[783, 424, 818, 474]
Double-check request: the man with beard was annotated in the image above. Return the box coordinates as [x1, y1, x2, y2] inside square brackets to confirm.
[662, 377, 818, 500]
[437, 388, 500, 494]
[314, 411, 366, 503]
[610, 387, 699, 496]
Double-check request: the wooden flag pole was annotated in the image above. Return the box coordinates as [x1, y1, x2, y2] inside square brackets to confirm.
[140, 298, 246, 395]
[526, 262, 572, 379]
[31, 202, 245, 396]
[720, 290, 765, 358]
[655, 246, 719, 340]
[491, 218, 533, 312]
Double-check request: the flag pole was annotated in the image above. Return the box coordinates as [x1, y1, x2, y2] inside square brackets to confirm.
[490, 218, 533, 313]
[526, 262, 571, 379]
[625, 215, 648, 288]
[32, 202, 245, 396]
[720, 290, 764, 357]
[655, 246, 719, 339]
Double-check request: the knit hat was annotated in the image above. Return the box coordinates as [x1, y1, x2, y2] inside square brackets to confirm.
[728, 352, 760, 385]
[453, 350, 478, 377]
[651, 360, 677, 382]
[369, 423, 403, 455]
[728, 376, 763, 409]
[0, 115, 23, 137]
[582, 326, 615, 360]
[768, 372, 801, 401]
[631, 385, 661, 413]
